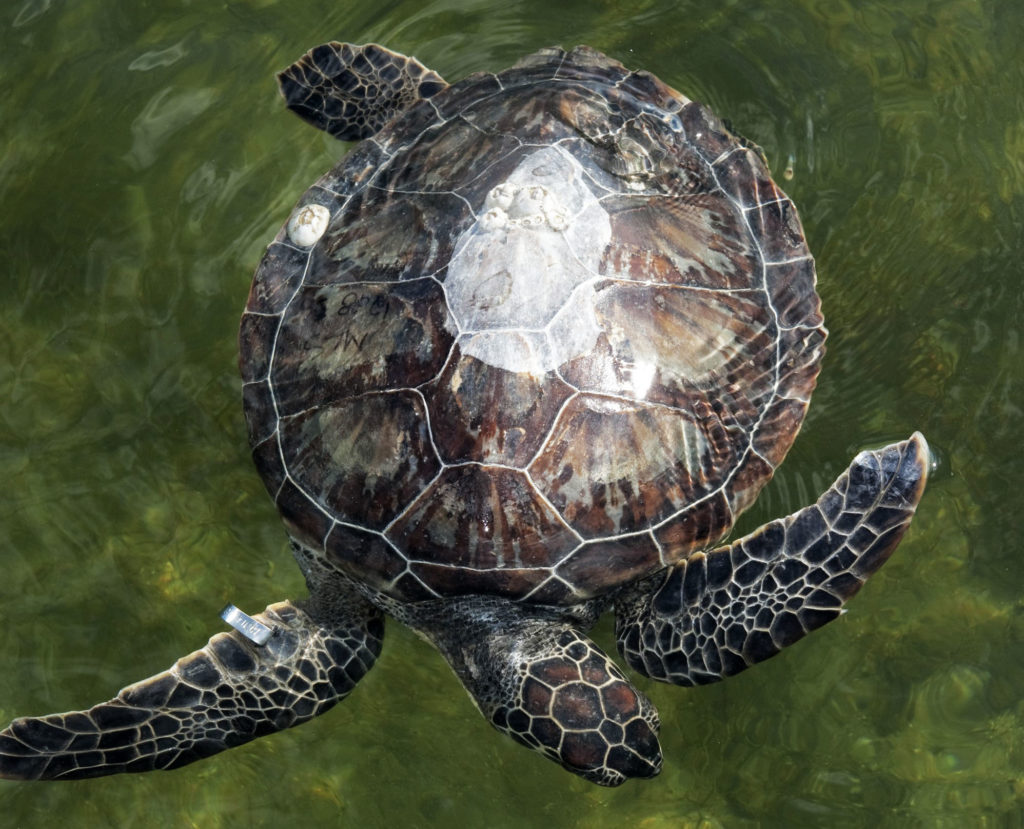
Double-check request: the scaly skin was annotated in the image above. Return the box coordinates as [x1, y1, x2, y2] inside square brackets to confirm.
[0, 597, 383, 780]
[615, 433, 930, 687]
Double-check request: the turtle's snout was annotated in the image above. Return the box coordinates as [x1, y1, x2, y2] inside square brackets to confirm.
[578, 682, 663, 786]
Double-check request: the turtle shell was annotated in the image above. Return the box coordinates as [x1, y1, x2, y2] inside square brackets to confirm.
[240, 46, 826, 605]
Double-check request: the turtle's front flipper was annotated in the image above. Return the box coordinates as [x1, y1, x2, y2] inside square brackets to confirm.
[278, 42, 447, 141]
[616, 432, 929, 686]
[0, 596, 383, 780]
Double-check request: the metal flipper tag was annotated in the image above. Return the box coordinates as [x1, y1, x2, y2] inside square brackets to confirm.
[220, 604, 274, 646]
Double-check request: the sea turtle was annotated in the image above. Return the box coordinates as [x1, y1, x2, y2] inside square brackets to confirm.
[0, 43, 929, 786]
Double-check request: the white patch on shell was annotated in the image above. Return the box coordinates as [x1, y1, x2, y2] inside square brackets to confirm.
[445, 146, 611, 373]
[287, 203, 330, 247]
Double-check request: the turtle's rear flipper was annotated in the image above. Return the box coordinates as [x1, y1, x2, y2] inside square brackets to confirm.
[278, 42, 447, 141]
[0, 598, 383, 780]
[616, 432, 930, 686]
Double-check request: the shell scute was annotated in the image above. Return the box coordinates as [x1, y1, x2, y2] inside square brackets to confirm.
[324, 525, 414, 592]
[406, 562, 546, 601]
[387, 465, 579, 571]
[599, 195, 761, 289]
[425, 351, 574, 467]
[279, 390, 441, 531]
[310, 188, 470, 285]
[270, 278, 454, 413]
[766, 258, 823, 329]
[711, 148, 782, 210]
[556, 535, 662, 597]
[246, 242, 308, 315]
[325, 139, 388, 193]
[276, 478, 332, 549]
[383, 118, 522, 195]
[560, 281, 778, 409]
[513, 45, 630, 89]
[727, 450, 777, 516]
[238, 312, 278, 384]
[250, 431, 286, 494]
[654, 491, 734, 559]
[428, 72, 503, 123]
[678, 102, 736, 164]
[478, 83, 591, 146]
[241, 380, 277, 446]
[744, 196, 811, 264]
[750, 396, 816, 469]
[529, 396, 736, 539]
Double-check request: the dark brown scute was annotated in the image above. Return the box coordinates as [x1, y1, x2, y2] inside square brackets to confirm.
[425, 354, 574, 466]
[325, 524, 412, 592]
[766, 258, 823, 329]
[407, 562, 547, 601]
[556, 535, 662, 596]
[250, 431, 285, 497]
[381, 117, 522, 195]
[276, 478, 331, 549]
[387, 465, 579, 570]
[312, 189, 471, 285]
[241, 380, 276, 446]
[726, 449, 777, 517]
[654, 491, 734, 561]
[245, 242, 308, 315]
[237, 313, 277, 384]
[270, 278, 454, 413]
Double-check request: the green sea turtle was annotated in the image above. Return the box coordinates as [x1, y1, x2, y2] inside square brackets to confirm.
[0, 43, 929, 786]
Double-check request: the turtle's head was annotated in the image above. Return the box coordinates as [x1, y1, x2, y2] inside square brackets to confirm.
[423, 601, 662, 786]
[514, 638, 663, 785]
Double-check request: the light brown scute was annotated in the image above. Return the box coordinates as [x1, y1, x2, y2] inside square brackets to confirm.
[280, 392, 440, 531]
[530, 396, 735, 539]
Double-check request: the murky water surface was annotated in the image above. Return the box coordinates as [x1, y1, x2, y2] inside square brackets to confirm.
[1, 0, 1022, 825]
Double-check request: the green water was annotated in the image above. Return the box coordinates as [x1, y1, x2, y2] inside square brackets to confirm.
[1, 0, 1021, 825]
